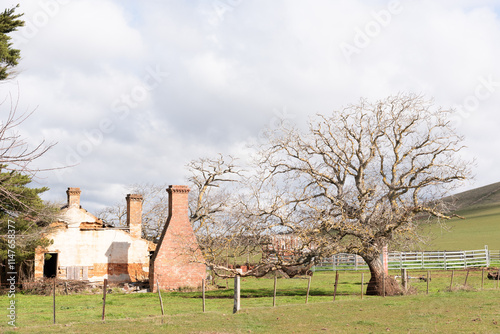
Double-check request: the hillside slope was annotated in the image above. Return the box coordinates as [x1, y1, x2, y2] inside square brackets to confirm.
[442, 181, 500, 211]
[419, 181, 500, 251]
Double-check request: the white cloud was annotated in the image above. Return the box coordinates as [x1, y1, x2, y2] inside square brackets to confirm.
[3, 0, 499, 211]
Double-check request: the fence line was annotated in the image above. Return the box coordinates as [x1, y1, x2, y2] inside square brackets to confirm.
[313, 246, 496, 271]
[490, 250, 500, 261]
[13, 268, 500, 330]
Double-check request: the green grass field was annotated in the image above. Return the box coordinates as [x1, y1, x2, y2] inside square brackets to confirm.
[2, 270, 500, 333]
[421, 204, 500, 251]
[412, 182, 500, 251]
[2, 183, 500, 333]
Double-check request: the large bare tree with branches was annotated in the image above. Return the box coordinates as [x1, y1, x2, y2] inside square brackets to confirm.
[99, 95, 470, 292]
[251, 94, 470, 295]
[188, 156, 325, 279]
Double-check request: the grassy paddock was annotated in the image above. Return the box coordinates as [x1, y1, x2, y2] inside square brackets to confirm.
[2, 269, 500, 333]
[421, 204, 500, 251]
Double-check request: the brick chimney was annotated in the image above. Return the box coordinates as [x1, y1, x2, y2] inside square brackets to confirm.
[167, 185, 190, 220]
[126, 194, 143, 239]
[150, 185, 205, 291]
[66, 187, 81, 208]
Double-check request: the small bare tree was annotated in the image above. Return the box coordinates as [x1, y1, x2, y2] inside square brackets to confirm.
[96, 183, 169, 240]
[252, 94, 471, 295]
[187, 154, 241, 234]
[187, 155, 318, 279]
[0, 6, 60, 281]
[187, 155, 248, 271]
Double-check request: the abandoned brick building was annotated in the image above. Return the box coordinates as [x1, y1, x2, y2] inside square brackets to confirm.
[34, 186, 206, 290]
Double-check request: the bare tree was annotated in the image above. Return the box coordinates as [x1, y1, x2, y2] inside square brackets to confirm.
[187, 154, 241, 233]
[251, 94, 471, 295]
[0, 5, 55, 215]
[187, 155, 318, 279]
[133, 183, 169, 240]
[96, 183, 169, 240]
[96, 201, 126, 226]
[187, 155, 249, 271]
[99, 96, 470, 290]
[0, 6, 61, 281]
[0, 93, 54, 166]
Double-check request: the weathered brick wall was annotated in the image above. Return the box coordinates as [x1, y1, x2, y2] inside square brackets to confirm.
[34, 248, 45, 279]
[90, 263, 148, 282]
[35, 262, 148, 282]
[150, 185, 206, 291]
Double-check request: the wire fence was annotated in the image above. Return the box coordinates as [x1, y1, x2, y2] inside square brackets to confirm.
[3, 268, 500, 331]
[490, 250, 500, 261]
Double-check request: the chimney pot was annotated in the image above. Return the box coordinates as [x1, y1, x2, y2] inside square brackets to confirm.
[167, 185, 190, 218]
[66, 187, 81, 208]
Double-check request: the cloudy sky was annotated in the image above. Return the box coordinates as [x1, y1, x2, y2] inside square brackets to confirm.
[4, 0, 500, 212]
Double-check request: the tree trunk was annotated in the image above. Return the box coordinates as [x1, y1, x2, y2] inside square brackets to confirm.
[365, 256, 402, 296]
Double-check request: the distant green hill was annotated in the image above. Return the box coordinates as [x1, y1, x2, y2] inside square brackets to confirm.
[417, 182, 500, 251]
[441, 181, 500, 211]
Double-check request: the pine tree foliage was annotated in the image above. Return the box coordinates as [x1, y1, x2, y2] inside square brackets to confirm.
[0, 5, 57, 282]
[0, 166, 56, 281]
[0, 5, 24, 80]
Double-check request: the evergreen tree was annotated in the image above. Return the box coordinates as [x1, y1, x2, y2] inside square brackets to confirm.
[0, 166, 55, 281]
[0, 6, 56, 282]
[0, 5, 24, 80]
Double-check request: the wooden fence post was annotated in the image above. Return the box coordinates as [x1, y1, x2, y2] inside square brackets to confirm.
[361, 273, 364, 299]
[233, 275, 240, 314]
[202, 279, 206, 313]
[481, 268, 484, 290]
[102, 279, 108, 321]
[157, 279, 164, 316]
[464, 270, 470, 286]
[497, 269, 500, 289]
[382, 272, 386, 297]
[401, 269, 407, 292]
[53, 278, 56, 325]
[333, 271, 339, 301]
[273, 273, 277, 307]
[449, 270, 454, 291]
[305, 276, 311, 304]
[426, 271, 430, 295]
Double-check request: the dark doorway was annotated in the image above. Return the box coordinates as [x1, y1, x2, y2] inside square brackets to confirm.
[43, 253, 58, 278]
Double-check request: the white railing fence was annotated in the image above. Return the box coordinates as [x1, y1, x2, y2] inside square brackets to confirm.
[313, 246, 496, 271]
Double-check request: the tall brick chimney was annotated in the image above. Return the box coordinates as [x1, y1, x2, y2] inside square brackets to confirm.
[66, 187, 81, 208]
[126, 194, 143, 239]
[150, 185, 205, 291]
